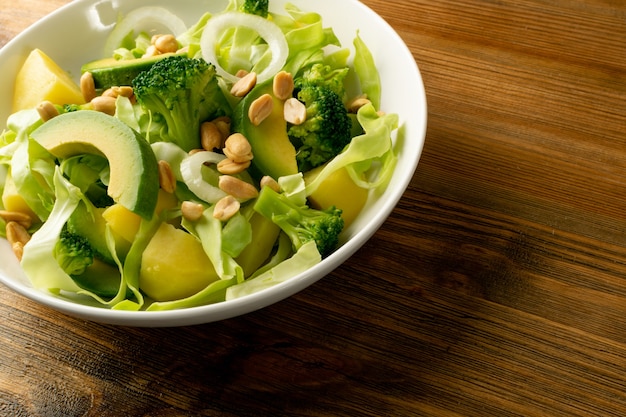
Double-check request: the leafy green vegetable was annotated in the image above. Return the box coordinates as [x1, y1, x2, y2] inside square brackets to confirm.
[253, 185, 344, 257]
[20, 168, 86, 293]
[132, 55, 231, 151]
[305, 103, 399, 197]
[239, 0, 269, 18]
[353, 32, 381, 109]
[288, 84, 352, 172]
[54, 227, 94, 276]
[225, 240, 320, 300]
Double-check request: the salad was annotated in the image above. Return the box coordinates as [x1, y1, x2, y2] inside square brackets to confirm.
[0, 0, 399, 311]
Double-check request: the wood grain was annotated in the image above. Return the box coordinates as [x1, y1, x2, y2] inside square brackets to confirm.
[1, 0, 626, 415]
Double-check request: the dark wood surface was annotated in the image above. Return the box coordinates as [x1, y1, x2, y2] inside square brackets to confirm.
[1, 0, 626, 415]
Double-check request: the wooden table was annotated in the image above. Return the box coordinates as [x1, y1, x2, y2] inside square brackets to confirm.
[1, 0, 625, 415]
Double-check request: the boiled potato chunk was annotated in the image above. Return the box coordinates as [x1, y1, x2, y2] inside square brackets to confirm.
[102, 190, 179, 243]
[13, 49, 85, 112]
[1, 172, 39, 223]
[305, 166, 369, 227]
[140, 222, 219, 301]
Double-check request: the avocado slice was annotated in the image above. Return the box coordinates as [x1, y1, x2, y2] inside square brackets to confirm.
[81, 53, 181, 90]
[31, 111, 159, 219]
[233, 78, 298, 180]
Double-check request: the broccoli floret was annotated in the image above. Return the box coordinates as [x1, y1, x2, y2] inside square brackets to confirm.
[295, 63, 349, 98]
[287, 84, 352, 172]
[132, 55, 231, 151]
[62, 103, 83, 113]
[239, 0, 269, 18]
[253, 186, 344, 258]
[54, 227, 94, 276]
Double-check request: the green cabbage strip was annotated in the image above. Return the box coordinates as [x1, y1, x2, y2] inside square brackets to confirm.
[176, 12, 213, 57]
[225, 240, 321, 300]
[353, 32, 381, 110]
[20, 168, 85, 293]
[5, 109, 54, 221]
[110, 213, 165, 310]
[273, 3, 341, 76]
[183, 206, 245, 282]
[304, 103, 398, 196]
[274, 4, 340, 58]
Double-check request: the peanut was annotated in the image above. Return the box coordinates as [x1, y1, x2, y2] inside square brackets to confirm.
[181, 201, 205, 222]
[36, 100, 59, 122]
[235, 69, 249, 78]
[223, 133, 253, 163]
[90, 96, 117, 115]
[347, 95, 372, 113]
[260, 176, 281, 193]
[213, 195, 241, 221]
[103, 86, 134, 99]
[158, 160, 176, 193]
[154, 34, 178, 54]
[230, 71, 257, 97]
[142, 45, 160, 58]
[11, 242, 24, 262]
[213, 116, 232, 140]
[218, 175, 259, 201]
[201, 121, 224, 151]
[216, 158, 251, 175]
[283, 97, 307, 125]
[6, 221, 30, 260]
[80, 71, 97, 102]
[273, 71, 294, 100]
[248, 94, 274, 126]
[0, 210, 33, 230]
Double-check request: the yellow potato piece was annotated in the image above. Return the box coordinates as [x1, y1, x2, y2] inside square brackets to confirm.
[102, 190, 179, 243]
[140, 222, 218, 301]
[305, 166, 369, 228]
[12, 48, 85, 112]
[1, 172, 39, 223]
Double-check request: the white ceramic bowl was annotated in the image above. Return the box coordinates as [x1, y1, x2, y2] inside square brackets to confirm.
[0, 0, 427, 327]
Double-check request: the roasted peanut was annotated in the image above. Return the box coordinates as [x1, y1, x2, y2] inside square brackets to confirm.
[223, 133, 253, 163]
[36, 100, 59, 122]
[347, 95, 372, 113]
[260, 176, 281, 193]
[91, 96, 117, 115]
[283, 97, 307, 125]
[6, 221, 30, 245]
[218, 175, 259, 201]
[181, 201, 205, 221]
[235, 69, 249, 78]
[158, 160, 176, 193]
[154, 34, 178, 54]
[0, 210, 33, 230]
[142, 45, 160, 58]
[248, 94, 274, 126]
[273, 71, 294, 100]
[213, 195, 241, 221]
[213, 116, 232, 140]
[11, 242, 24, 261]
[80, 71, 97, 102]
[201, 121, 224, 151]
[102, 86, 134, 99]
[217, 158, 251, 175]
[230, 71, 257, 97]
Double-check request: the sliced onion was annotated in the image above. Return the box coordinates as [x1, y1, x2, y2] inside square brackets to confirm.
[179, 151, 228, 204]
[104, 7, 188, 56]
[200, 12, 288, 84]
